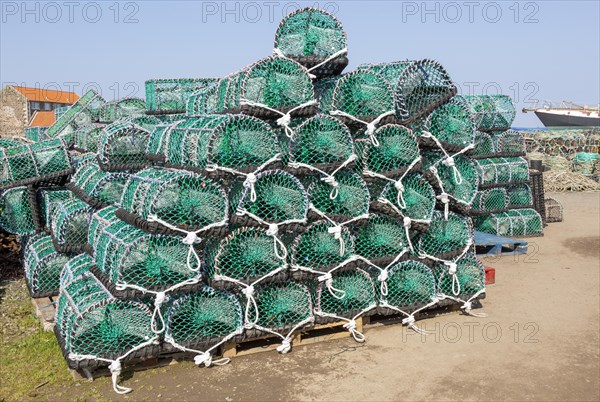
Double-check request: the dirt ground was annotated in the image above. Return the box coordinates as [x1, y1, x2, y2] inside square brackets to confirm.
[2, 192, 599, 401]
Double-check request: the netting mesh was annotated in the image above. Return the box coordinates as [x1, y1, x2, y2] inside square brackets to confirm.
[250, 281, 313, 333]
[474, 157, 530, 186]
[472, 188, 508, 212]
[507, 184, 533, 207]
[357, 60, 456, 122]
[38, 187, 73, 228]
[72, 123, 106, 153]
[24, 234, 71, 297]
[0, 186, 37, 235]
[475, 208, 543, 237]
[49, 198, 93, 253]
[492, 129, 526, 156]
[145, 78, 219, 114]
[47, 90, 105, 138]
[207, 226, 288, 284]
[166, 287, 243, 350]
[93, 219, 200, 291]
[422, 98, 475, 152]
[186, 84, 219, 117]
[287, 114, 355, 174]
[99, 98, 146, 123]
[274, 8, 348, 78]
[60, 253, 94, 289]
[377, 173, 436, 223]
[214, 56, 315, 118]
[308, 170, 370, 221]
[417, 210, 473, 260]
[97, 121, 151, 171]
[55, 272, 156, 363]
[122, 115, 162, 133]
[423, 151, 478, 209]
[384, 260, 437, 310]
[88, 206, 120, 250]
[433, 254, 486, 300]
[25, 126, 48, 142]
[459, 95, 516, 132]
[0, 138, 72, 189]
[353, 214, 410, 265]
[68, 162, 129, 207]
[119, 168, 228, 234]
[147, 115, 282, 176]
[291, 220, 354, 272]
[357, 124, 420, 177]
[472, 131, 496, 157]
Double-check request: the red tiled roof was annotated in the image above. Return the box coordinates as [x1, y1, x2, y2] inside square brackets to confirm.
[29, 111, 55, 127]
[12, 86, 79, 104]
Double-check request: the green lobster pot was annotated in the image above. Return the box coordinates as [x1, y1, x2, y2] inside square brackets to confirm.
[24, 234, 71, 297]
[353, 214, 410, 265]
[458, 95, 516, 132]
[274, 7, 348, 78]
[385, 260, 437, 309]
[474, 157, 529, 186]
[475, 208, 542, 237]
[472, 188, 508, 212]
[145, 78, 219, 114]
[308, 170, 370, 220]
[186, 84, 219, 116]
[49, 198, 93, 253]
[492, 129, 525, 156]
[417, 210, 473, 260]
[68, 162, 129, 208]
[432, 254, 486, 299]
[98, 98, 146, 123]
[472, 131, 496, 157]
[88, 206, 120, 250]
[47, 90, 105, 138]
[507, 184, 533, 207]
[72, 123, 106, 153]
[97, 121, 151, 171]
[0, 186, 38, 235]
[291, 220, 354, 271]
[59, 253, 94, 289]
[423, 97, 475, 152]
[122, 115, 162, 132]
[38, 187, 73, 229]
[24, 126, 48, 142]
[251, 281, 313, 332]
[377, 173, 436, 224]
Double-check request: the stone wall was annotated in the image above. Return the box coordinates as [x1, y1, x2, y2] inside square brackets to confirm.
[0, 86, 28, 137]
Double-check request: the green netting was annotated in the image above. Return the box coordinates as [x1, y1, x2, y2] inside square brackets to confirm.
[97, 121, 151, 171]
[72, 123, 106, 153]
[308, 170, 370, 221]
[234, 169, 308, 227]
[122, 115, 162, 133]
[472, 188, 508, 212]
[287, 114, 355, 174]
[119, 167, 228, 233]
[38, 187, 74, 228]
[93, 219, 200, 290]
[417, 210, 473, 260]
[475, 208, 543, 237]
[274, 7, 348, 78]
[0, 138, 29, 148]
[422, 151, 478, 209]
[55, 272, 156, 363]
[472, 131, 496, 157]
[314, 265, 377, 325]
[474, 157, 530, 186]
[384, 260, 437, 312]
[291, 220, 354, 272]
[25, 126, 48, 142]
[356, 124, 420, 177]
[491, 129, 525, 155]
[69, 162, 129, 207]
[47, 90, 105, 138]
[88, 206, 120, 250]
[165, 287, 243, 351]
[24, 234, 71, 297]
[209, 226, 288, 283]
[432, 254, 486, 301]
[507, 184, 533, 207]
[353, 214, 411, 264]
[59, 253, 94, 289]
[147, 114, 282, 177]
[249, 280, 313, 336]
[572, 152, 599, 176]
[0, 138, 72, 189]
[0, 186, 37, 235]
[54, 105, 70, 121]
[423, 98, 475, 152]
[72, 152, 97, 169]
[145, 78, 219, 113]
[214, 56, 315, 118]
[49, 198, 93, 252]
[377, 173, 436, 224]
[186, 84, 219, 117]
[357, 60, 456, 122]
[98, 98, 146, 123]
[458, 95, 516, 131]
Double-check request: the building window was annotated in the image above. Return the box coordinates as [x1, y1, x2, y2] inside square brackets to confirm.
[43, 102, 52, 111]
[30, 101, 41, 110]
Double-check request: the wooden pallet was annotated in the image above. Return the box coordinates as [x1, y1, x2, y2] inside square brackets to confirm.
[222, 318, 362, 358]
[31, 296, 57, 332]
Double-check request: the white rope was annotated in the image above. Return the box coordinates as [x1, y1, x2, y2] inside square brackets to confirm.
[445, 261, 461, 296]
[422, 130, 474, 186]
[147, 215, 228, 272]
[318, 272, 346, 300]
[273, 48, 348, 80]
[330, 110, 395, 146]
[314, 309, 374, 343]
[251, 316, 315, 354]
[403, 216, 415, 253]
[240, 99, 318, 138]
[308, 203, 369, 252]
[436, 192, 450, 221]
[289, 154, 357, 200]
[379, 297, 440, 335]
[363, 156, 421, 210]
[164, 329, 242, 367]
[206, 153, 281, 203]
[441, 288, 487, 318]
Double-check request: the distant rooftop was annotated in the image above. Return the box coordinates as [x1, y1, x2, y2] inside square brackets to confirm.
[29, 110, 55, 127]
[11, 85, 79, 104]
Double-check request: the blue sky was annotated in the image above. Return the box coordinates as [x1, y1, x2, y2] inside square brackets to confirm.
[1, 0, 599, 127]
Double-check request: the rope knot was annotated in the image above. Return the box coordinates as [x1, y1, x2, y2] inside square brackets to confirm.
[462, 301, 472, 311]
[322, 175, 339, 188]
[327, 225, 342, 239]
[343, 320, 357, 331]
[402, 315, 416, 326]
[109, 360, 122, 376]
[276, 113, 292, 136]
[394, 180, 405, 193]
[377, 269, 389, 282]
[445, 262, 457, 275]
[443, 157, 455, 168]
[244, 173, 258, 202]
[318, 272, 333, 283]
[242, 285, 255, 297]
[403, 216, 412, 228]
[437, 193, 449, 204]
[182, 232, 199, 245]
[365, 122, 380, 146]
[276, 338, 292, 354]
[154, 291, 167, 307]
[266, 224, 279, 236]
[194, 352, 212, 367]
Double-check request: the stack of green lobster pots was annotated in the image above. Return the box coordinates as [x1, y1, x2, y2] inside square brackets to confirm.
[6, 8, 504, 395]
[463, 95, 544, 237]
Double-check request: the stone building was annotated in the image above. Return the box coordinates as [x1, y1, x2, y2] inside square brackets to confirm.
[0, 85, 79, 137]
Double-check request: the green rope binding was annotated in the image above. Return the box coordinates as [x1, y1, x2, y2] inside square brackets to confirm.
[47, 90, 105, 138]
[97, 121, 151, 171]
